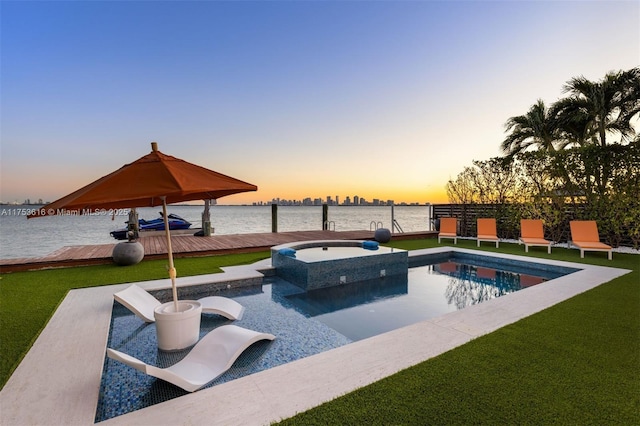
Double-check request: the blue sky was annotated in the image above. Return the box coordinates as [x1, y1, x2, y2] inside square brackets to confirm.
[1, 1, 638, 205]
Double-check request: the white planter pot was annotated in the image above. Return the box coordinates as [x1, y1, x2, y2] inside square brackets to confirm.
[154, 300, 202, 351]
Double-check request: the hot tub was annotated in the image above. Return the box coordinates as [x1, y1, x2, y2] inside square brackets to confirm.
[271, 240, 408, 290]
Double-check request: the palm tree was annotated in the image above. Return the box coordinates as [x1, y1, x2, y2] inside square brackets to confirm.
[617, 67, 640, 131]
[501, 99, 561, 156]
[560, 67, 640, 147]
[549, 97, 593, 148]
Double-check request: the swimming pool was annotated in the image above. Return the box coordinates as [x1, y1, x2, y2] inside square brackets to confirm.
[282, 251, 576, 341]
[96, 249, 580, 421]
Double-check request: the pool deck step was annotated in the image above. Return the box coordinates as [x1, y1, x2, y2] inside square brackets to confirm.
[0, 230, 436, 272]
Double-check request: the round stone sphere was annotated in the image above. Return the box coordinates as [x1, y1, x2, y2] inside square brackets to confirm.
[112, 241, 145, 266]
[374, 228, 392, 243]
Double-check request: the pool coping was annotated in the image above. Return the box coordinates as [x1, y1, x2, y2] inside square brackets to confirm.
[0, 247, 631, 425]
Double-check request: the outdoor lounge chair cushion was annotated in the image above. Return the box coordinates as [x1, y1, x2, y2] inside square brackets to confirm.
[477, 218, 499, 248]
[438, 217, 458, 244]
[569, 220, 612, 260]
[114, 284, 245, 323]
[519, 219, 551, 253]
[106, 324, 276, 392]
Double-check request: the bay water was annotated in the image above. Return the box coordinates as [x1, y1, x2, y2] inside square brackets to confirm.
[0, 205, 432, 259]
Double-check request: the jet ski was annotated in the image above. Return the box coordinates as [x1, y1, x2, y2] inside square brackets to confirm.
[110, 213, 192, 240]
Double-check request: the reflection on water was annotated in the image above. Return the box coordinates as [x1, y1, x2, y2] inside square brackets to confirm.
[433, 261, 548, 309]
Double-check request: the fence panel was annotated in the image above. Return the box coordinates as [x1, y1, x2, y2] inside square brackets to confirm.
[432, 203, 633, 247]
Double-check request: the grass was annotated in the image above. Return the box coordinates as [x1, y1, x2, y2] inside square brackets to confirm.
[1, 238, 638, 424]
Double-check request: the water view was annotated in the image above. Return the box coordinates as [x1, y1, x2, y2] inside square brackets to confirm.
[0, 205, 432, 259]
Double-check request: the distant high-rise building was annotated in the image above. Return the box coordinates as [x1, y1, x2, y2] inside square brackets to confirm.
[258, 194, 421, 206]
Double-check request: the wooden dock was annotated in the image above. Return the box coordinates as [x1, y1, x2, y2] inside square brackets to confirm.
[0, 230, 436, 272]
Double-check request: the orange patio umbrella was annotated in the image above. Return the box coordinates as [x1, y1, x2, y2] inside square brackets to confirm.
[28, 142, 257, 309]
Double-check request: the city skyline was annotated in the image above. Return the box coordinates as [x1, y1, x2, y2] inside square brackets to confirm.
[1, 193, 427, 207]
[254, 194, 426, 206]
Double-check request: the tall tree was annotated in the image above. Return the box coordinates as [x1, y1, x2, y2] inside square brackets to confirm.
[560, 67, 640, 147]
[446, 166, 479, 204]
[548, 97, 593, 148]
[501, 99, 561, 156]
[617, 67, 640, 130]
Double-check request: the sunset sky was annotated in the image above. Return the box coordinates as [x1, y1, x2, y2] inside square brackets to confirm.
[1, 1, 638, 205]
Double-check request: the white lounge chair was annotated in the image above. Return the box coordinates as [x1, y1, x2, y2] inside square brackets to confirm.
[114, 284, 245, 323]
[107, 325, 275, 392]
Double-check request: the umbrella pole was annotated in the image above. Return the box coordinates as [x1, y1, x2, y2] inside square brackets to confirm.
[161, 197, 179, 311]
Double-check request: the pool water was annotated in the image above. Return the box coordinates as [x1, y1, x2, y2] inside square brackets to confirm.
[284, 259, 563, 341]
[96, 253, 578, 421]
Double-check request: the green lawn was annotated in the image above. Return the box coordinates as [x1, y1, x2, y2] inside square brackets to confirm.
[1, 239, 638, 425]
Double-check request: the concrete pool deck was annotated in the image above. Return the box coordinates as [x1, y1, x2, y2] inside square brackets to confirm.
[0, 247, 631, 425]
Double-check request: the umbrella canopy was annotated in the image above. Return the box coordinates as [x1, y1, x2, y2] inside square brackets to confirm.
[28, 142, 257, 216]
[28, 142, 257, 310]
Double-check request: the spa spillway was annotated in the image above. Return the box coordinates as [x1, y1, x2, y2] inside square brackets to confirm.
[271, 240, 408, 290]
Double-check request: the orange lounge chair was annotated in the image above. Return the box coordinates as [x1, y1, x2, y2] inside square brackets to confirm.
[520, 219, 551, 254]
[477, 218, 499, 248]
[438, 217, 458, 244]
[569, 220, 612, 260]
